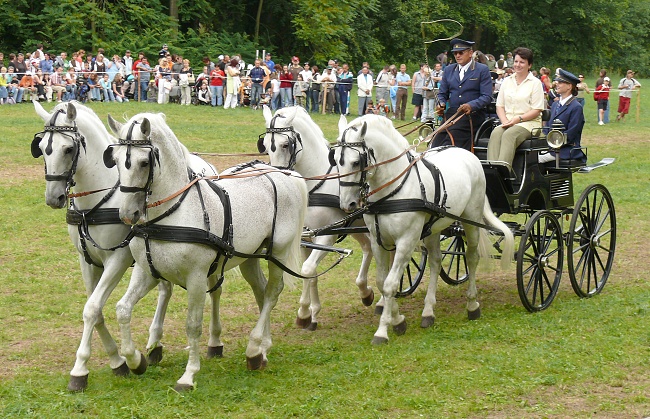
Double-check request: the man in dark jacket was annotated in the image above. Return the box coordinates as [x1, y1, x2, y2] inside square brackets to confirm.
[431, 38, 493, 151]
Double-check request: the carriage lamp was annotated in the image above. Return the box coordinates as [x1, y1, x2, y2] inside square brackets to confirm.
[546, 119, 567, 168]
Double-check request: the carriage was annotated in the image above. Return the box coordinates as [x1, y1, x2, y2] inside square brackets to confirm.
[405, 109, 617, 312]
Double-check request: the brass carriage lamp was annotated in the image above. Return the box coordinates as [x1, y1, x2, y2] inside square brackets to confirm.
[546, 119, 567, 169]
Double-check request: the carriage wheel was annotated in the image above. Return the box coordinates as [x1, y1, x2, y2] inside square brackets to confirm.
[396, 246, 428, 297]
[567, 184, 616, 298]
[516, 210, 564, 312]
[439, 227, 469, 286]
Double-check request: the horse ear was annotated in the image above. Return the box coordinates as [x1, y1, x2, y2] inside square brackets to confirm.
[263, 105, 272, 124]
[107, 114, 123, 135]
[33, 100, 49, 121]
[360, 121, 368, 139]
[66, 102, 77, 122]
[257, 136, 267, 153]
[141, 118, 151, 138]
[328, 148, 336, 167]
[338, 114, 348, 135]
[103, 146, 116, 168]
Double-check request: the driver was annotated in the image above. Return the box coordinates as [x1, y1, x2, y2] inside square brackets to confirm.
[430, 38, 493, 151]
[538, 69, 587, 164]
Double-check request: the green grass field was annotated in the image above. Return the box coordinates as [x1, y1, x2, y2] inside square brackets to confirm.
[1, 83, 649, 418]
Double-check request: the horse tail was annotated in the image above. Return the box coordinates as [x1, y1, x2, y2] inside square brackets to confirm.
[482, 197, 514, 269]
[282, 175, 309, 289]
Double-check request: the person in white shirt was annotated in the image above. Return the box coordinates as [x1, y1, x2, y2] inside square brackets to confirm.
[487, 47, 545, 166]
[357, 66, 373, 115]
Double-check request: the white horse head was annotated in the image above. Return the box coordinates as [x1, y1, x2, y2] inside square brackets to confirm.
[32, 101, 114, 208]
[106, 113, 173, 224]
[332, 114, 409, 212]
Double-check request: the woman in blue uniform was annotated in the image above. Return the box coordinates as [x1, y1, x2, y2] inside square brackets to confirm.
[538, 69, 587, 164]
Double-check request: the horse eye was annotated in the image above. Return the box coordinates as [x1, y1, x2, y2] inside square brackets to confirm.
[352, 160, 360, 167]
[281, 143, 289, 149]
[140, 160, 149, 168]
[64, 146, 74, 155]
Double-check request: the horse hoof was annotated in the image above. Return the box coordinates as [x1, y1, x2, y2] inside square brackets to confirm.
[307, 322, 318, 331]
[468, 307, 481, 321]
[246, 353, 264, 370]
[374, 305, 384, 315]
[130, 353, 148, 375]
[207, 345, 224, 359]
[112, 362, 130, 377]
[295, 316, 311, 329]
[371, 336, 388, 345]
[361, 289, 375, 307]
[393, 319, 407, 336]
[420, 316, 435, 328]
[67, 374, 88, 392]
[173, 383, 195, 392]
[147, 346, 164, 365]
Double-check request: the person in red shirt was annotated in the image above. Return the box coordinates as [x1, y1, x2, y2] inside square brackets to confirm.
[279, 64, 293, 108]
[210, 66, 225, 106]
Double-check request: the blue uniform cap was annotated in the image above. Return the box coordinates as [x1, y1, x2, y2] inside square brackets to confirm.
[554, 68, 580, 85]
[450, 38, 475, 52]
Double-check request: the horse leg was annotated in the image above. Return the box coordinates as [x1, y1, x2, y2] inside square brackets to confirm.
[464, 225, 481, 320]
[206, 274, 223, 359]
[240, 259, 267, 310]
[246, 262, 284, 370]
[421, 236, 441, 328]
[298, 240, 334, 329]
[174, 273, 208, 391]
[116, 264, 158, 377]
[371, 249, 391, 344]
[68, 254, 130, 392]
[351, 233, 375, 306]
[374, 245, 413, 345]
[146, 280, 173, 365]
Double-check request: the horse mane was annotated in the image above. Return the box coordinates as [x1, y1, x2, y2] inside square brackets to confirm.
[54, 101, 113, 142]
[140, 113, 193, 164]
[282, 107, 330, 150]
[358, 115, 410, 149]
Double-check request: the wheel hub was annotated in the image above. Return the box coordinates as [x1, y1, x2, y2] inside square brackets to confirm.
[539, 256, 550, 268]
[590, 235, 600, 248]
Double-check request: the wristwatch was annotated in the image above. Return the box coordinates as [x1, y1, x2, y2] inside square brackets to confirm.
[518, 116, 523, 123]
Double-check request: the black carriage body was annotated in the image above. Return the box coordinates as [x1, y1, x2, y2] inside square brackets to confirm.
[474, 118, 578, 215]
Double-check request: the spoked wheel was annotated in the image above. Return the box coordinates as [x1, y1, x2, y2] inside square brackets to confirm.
[439, 225, 469, 285]
[517, 210, 564, 312]
[567, 184, 616, 298]
[396, 246, 428, 297]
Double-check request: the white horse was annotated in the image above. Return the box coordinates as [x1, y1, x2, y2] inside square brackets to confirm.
[105, 112, 308, 391]
[31, 101, 217, 392]
[259, 106, 375, 329]
[331, 115, 514, 344]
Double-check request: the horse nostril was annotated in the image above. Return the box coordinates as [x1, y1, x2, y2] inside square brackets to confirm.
[132, 210, 141, 221]
[349, 202, 357, 210]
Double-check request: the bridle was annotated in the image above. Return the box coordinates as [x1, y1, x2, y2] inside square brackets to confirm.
[31, 108, 87, 196]
[103, 120, 160, 198]
[257, 114, 303, 170]
[328, 125, 375, 205]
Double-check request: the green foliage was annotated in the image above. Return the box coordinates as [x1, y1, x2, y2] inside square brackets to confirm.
[0, 0, 649, 75]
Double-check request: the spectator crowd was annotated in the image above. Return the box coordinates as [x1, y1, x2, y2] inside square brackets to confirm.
[0, 44, 641, 125]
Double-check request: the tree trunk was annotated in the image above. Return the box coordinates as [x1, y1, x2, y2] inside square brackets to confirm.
[170, 0, 179, 34]
[255, 0, 264, 43]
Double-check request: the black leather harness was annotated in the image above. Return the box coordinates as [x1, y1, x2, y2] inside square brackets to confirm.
[114, 121, 310, 292]
[33, 108, 132, 267]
